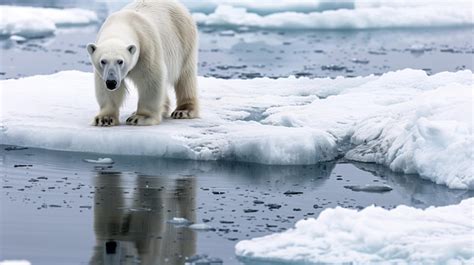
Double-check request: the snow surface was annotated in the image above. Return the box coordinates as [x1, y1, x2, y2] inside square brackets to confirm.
[193, 2, 473, 30]
[167, 217, 192, 225]
[0, 5, 98, 38]
[0, 69, 473, 189]
[236, 198, 474, 264]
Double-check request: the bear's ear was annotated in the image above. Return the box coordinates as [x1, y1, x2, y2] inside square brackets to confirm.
[87, 43, 97, 55]
[127, 44, 137, 55]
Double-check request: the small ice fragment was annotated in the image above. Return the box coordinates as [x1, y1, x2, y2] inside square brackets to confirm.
[167, 217, 191, 225]
[189, 223, 213, 231]
[344, 184, 393, 193]
[10, 35, 27, 43]
[128, 207, 152, 212]
[219, 30, 235, 36]
[0, 261, 31, 265]
[83, 158, 114, 164]
[408, 44, 425, 52]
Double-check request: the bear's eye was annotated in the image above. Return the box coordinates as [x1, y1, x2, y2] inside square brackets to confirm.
[117, 59, 124, 66]
[100, 59, 107, 66]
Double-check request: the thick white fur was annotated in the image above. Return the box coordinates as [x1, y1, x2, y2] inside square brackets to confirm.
[89, 0, 199, 126]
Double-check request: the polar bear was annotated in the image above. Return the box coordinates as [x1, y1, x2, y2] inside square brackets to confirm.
[87, 0, 199, 126]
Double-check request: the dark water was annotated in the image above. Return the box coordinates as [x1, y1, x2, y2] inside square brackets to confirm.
[1, 146, 472, 264]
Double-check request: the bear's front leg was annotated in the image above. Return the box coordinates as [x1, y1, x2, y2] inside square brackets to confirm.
[126, 71, 166, 126]
[92, 72, 126, 127]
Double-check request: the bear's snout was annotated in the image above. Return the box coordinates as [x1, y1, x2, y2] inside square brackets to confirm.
[106, 80, 118, 90]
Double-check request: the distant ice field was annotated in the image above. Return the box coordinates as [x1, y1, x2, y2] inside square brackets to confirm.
[0, 5, 98, 38]
[0, 1, 472, 39]
[1, 69, 472, 189]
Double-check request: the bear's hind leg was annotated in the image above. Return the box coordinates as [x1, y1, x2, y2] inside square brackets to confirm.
[171, 63, 199, 119]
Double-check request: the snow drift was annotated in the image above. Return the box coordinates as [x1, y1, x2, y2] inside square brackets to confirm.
[0, 69, 472, 189]
[0, 5, 98, 38]
[236, 198, 474, 264]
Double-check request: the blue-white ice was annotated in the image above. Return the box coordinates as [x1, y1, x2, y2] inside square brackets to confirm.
[0, 261, 31, 265]
[236, 198, 474, 264]
[0, 69, 472, 189]
[0, 5, 98, 38]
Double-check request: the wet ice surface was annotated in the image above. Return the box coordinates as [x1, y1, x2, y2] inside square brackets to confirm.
[1, 26, 472, 80]
[1, 146, 472, 264]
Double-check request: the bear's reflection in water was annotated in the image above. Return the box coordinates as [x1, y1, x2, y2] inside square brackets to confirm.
[89, 172, 196, 265]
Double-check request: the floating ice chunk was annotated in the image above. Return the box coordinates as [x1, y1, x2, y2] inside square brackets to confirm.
[9, 35, 27, 43]
[83, 158, 114, 164]
[167, 217, 192, 225]
[218, 30, 235, 36]
[236, 198, 474, 264]
[189, 223, 214, 231]
[408, 44, 426, 52]
[344, 184, 393, 193]
[0, 5, 98, 38]
[0, 261, 31, 265]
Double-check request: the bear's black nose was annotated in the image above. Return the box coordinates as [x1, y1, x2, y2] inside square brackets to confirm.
[106, 80, 117, 90]
[105, 240, 117, 254]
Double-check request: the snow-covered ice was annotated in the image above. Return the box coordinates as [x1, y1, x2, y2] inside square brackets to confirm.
[0, 5, 98, 38]
[236, 198, 474, 264]
[189, 223, 214, 231]
[193, 1, 473, 29]
[167, 217, 192, 225]
[0, 69, 472, 189]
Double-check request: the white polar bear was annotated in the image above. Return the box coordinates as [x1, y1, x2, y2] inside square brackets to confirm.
[87, 0, 199, 126]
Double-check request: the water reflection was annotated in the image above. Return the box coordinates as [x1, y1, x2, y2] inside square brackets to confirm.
[90, 172, 196, 265]
[351, 161, 474, 207]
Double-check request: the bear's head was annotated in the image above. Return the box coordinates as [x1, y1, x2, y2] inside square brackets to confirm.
[87, 40, 139, 91]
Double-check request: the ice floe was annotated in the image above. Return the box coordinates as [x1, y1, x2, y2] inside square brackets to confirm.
[0, 5, 98, 38]
[193, 1, 473, 29]
[236, 198, 474, 264]
[0, 69, 472, 189]
[188, 223, 214, 231]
